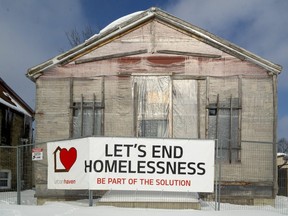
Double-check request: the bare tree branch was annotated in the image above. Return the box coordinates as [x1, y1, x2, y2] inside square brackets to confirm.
[278, 138, 288, 153]
[65, 25, 98, 47]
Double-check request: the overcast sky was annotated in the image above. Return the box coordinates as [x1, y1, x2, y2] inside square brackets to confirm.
[0, 0, 287, 139]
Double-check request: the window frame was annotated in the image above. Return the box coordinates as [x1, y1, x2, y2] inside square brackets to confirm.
[0, 169, 11, 189]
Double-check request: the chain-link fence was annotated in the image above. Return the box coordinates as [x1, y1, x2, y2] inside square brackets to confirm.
[0, 140, 287, 215]
[0, 143, 34, 205]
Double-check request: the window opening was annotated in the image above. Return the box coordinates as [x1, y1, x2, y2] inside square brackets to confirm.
[72, 94, 104, 138]
[133, 76, 170, 138]
[208, 94, 241, 163]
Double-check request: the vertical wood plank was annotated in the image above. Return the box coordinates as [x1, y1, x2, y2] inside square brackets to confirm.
[101, 76, 105, 136]
[133, 82, 138, 137]
[197, 80, 201, 139]
[205, 77, 210, 138]
[169, 78, 173, 138]
[92, 93, 96, 135]
[80, 94, 84, 136]
[69, 78, 74, 138]
[238, 76, 242, 162]
[272, 75, 278, 197]
[229, 94, 232, 164]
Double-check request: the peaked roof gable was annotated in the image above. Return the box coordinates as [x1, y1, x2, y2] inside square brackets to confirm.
[0, 78, 34, 117]
[26, 7, 282, 81]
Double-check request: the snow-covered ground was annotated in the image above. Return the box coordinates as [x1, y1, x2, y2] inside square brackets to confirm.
[0, 190, 287, 216]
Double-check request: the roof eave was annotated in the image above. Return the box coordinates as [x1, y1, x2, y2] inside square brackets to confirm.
[0, 78, 34, 117]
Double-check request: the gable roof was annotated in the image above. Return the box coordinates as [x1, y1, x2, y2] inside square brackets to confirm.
[26, 7, 282, 81]
[0, 78, 34, 117]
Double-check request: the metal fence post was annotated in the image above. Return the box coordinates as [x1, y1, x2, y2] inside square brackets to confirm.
[16, 146, 21, 205]
[215, 139, 218, 211]
[214, 139, 222, 211]
[89, 190, 93, 206]
[217, 140, 222, 211]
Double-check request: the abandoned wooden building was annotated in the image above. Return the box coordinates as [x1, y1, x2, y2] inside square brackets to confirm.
[26, 8, 282, 206]
[0, 77, 34, 190]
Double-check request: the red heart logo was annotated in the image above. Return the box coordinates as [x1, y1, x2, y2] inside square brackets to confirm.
[59, 147, 77, 171]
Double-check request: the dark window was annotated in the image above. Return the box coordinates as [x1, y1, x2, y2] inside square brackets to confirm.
[0, 170, 11, 189]
[208, 107, 217, 116]
[1, 108, 13, 146]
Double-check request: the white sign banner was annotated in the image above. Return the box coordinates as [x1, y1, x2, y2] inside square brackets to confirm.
[47, 137, 215, 192]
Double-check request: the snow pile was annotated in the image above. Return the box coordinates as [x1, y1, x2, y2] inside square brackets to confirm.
[0, 91, 31, 116]
[99, 11, 144, 34]
[100, 190, 199, 202]
[87, 11, 143, 41]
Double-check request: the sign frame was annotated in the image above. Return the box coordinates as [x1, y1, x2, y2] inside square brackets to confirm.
[47, 137, 215, 192]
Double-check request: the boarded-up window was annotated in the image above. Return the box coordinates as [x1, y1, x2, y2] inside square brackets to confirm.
[208, 96, 241, 163]
[72, 96, 103, 138]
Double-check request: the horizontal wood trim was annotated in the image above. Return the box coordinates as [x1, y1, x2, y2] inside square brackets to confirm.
[75, 49, 148, 64]
[156, 50, 221, 58]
